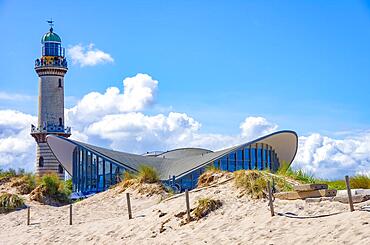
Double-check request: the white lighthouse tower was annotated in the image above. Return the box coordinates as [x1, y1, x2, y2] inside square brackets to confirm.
[31, 21, 71, 179]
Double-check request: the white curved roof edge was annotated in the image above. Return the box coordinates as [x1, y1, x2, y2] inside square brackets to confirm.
[238, 130, 298, 167]
[173, 130, 298, 179]
[47, 130, 298, 179]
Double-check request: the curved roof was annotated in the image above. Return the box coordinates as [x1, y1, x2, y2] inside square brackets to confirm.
[46, 130, 298, 180]
[156, 148, 213, 159]
[41, 28, 61, 43]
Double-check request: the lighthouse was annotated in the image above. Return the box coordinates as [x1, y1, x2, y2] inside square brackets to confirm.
[31, 21, 71, 179]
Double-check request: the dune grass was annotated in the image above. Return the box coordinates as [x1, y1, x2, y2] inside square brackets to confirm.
[30, 173, 71, 205]
[277, 162, 370, 190]
[136, 165, 160, 184]
[234, 170, 268, 199]
[117, 165, 167, 197]
[192, 197, 222, 220]
[0, 193, 25, 213]
[197, 166, 226, 188]
[350, 175, 370, 189]
[10, 174, 36, 194]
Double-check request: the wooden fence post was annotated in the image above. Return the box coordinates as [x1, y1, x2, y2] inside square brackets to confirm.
[185, 189, 191, 222]
[126, 193, 132, 219]
[69, 204, 72, 225]
[267, 181, 275, 217]
[345, 175, 354, 212]
[27, 206, 30, 225]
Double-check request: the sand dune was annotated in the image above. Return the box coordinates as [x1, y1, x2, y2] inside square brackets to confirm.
[1, 181, 370, 245]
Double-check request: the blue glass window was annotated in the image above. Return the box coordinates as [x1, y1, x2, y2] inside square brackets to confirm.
[250, 147, 256, 170]
[111, 164, 117, 185]
[192, 169, 201, 187]
[181, 173, 193, 190]
[264, 147, 268, 169]
[220, 156, 228, 171]
[257, 144, 263, 170]
[105, 160, 111, 188]
[213, 160, 220, 169]
[244, 147, 251, 170]
[91, 154, 97, 190]
[98, 157, 104, 191]
[86, 151, 92, 191]
[228, 153, 236, 172]
[236, 150, 243, 170]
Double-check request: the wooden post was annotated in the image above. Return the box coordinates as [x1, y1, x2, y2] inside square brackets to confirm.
[267, 181, 275, 217]
[126, 193, 132, 219]
[345, 175, 354, 212]
[69, 204, 72, 225]
[27, 207, 30, 225]
[185, 189, 191, 222]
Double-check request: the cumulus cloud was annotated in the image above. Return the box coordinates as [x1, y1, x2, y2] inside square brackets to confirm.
[240, 116, 278, 141]
[0, 110, 36, 171]
[68, 43, 114, 67]
[66, 73, 158, 126]
[85, 112, 201, 152]
[294, 132, 370, 179]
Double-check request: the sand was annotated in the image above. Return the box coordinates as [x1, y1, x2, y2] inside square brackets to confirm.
[1, 181, 370, 245]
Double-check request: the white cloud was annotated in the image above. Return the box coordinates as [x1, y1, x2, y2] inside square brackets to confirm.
[240, 116, 278, 141]
[85, 112, 202, 152]
[0, 110, 36, 171]
[293, 132, 370, 179]
[67, 43, 114, 67]
[65, 73, 158, 128]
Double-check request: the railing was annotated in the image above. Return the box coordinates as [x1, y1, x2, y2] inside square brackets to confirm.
[35, 58, 68, 69]
[31, 124, 71, 134]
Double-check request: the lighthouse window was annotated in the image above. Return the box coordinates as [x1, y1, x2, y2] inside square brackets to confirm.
[39, 156, 44, 167]
[58, 79, 62, 88]
[59, 118, 63, 126]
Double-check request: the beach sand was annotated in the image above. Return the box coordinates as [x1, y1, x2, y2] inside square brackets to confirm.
[1, 181, 370, 245]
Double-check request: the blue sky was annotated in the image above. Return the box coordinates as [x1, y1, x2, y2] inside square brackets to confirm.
[1, 1, 370, 178]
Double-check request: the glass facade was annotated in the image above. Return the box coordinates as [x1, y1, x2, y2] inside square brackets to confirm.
[72, 145, 131, 193]
[173, 143, 279, 192]
[72, 143, 280, 194]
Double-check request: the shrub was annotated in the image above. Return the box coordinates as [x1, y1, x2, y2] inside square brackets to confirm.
[234, 170, 267, 199]
[30, 173, 70, 205]
[122, 171, 136, 181]
[65, 179, 73, 194]
[197, 167, 226, 188]
[10, 174, 36, 194]
[0, 192, 25, 213]
[137, 165, 159, 184]
[193, 197, 222, 220]
[350, 175, 370, 189]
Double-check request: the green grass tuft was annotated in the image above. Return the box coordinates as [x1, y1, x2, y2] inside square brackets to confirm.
[0, 192, 25, 213]
[350, 175, 370, 189]
[234, 170, 267, 199]
[30, 173, 71, 205]
[10, 174, 36, 194]
[136, 165, 159, 184]
[193, 197, 222, 220]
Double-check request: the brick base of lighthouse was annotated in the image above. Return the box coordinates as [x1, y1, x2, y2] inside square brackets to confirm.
[35, 142, 65, 179]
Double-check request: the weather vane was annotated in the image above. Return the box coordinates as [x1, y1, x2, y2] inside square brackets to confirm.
[47, 18, 54, 31]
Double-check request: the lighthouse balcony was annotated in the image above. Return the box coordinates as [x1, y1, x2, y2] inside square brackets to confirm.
[31, 124, 71, 135]
[35, 57, 68, 69]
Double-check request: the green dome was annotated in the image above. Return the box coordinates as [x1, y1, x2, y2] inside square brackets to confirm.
[41, 28, 61, 43]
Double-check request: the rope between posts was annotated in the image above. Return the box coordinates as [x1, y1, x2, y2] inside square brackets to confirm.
[276, 211, 343, 219]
